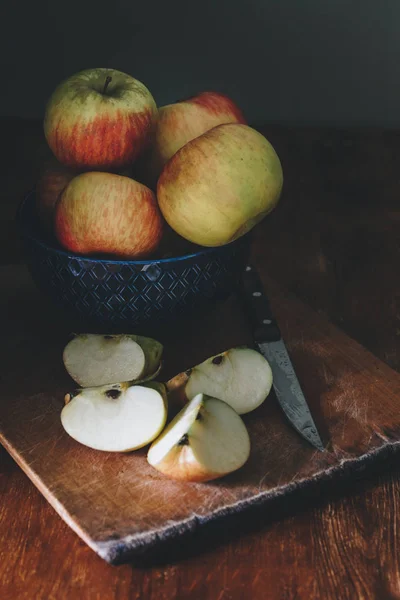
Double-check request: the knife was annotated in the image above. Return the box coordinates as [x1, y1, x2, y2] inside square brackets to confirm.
[239, 265, 324, 451]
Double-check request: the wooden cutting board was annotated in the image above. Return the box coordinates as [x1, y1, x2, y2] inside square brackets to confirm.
[1, 265, 400, 565]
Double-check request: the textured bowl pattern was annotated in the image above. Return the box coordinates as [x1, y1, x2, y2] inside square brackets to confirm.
[17, 192, 250, 332]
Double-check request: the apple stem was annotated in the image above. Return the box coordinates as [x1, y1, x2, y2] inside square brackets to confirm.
[103, 75, 112, 95]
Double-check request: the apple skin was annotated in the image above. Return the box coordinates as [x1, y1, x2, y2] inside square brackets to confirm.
[44, 68, 158, 171]
[138, 91, 246, 186]
[55, 172, 163, 258]
[155, 222, 200, 258]
[157, 123, 283, 247]
[150, 442, 218, 483]
[147, 393, 250, 482]
[36, 157, 77, 234]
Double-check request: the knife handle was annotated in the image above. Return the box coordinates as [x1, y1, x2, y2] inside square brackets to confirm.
[240, 265, 282, 343]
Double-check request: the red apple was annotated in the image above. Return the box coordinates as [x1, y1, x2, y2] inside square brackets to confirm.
[157, 123, 283, 247]
[44, 68, 158, 171]
[36, 157, 77, 233]
[55, 172, 163, 258]
[138, 91, 246, 186]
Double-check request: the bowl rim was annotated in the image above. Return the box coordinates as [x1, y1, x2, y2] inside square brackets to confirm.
[17, 190, 250, 266]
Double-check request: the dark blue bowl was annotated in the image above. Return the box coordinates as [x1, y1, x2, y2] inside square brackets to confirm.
[16, 192, 251, 333]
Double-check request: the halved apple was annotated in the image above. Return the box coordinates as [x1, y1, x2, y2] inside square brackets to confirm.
[167, 347, 273, 415]
[147, 393, 250, 482]
[63, 333, 163, 387]
[61, 381, 167, 452]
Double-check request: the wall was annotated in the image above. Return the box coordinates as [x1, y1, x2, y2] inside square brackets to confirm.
[2, 0, 400, 125]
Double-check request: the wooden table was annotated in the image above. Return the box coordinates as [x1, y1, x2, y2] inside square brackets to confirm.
[1, 120, 399, 599]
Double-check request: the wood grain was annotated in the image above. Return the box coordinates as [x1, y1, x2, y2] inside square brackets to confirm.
[1, 263, 400, 567]
[2, 444, 400, 600]
[1, 118, 400, 598]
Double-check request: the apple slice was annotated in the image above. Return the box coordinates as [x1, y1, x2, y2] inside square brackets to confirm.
[147, 393, 250, 482]
[63, 333, 163, 387]
[61, 381, 167, 452]
[167, 347, 273, 415]
[129, 334, 164, 379]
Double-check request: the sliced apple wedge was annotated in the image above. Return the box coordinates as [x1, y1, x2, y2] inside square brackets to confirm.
[61, 381, 167, 452]
[129, 334, 164, 380]
[147, 393, 250, 482]
[63, 333, 163, 387]
[167, 347, 273, 415]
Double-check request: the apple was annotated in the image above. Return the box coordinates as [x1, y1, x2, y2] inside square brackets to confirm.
[44, 68, 158, 170]
[155, 222, 200, 258]
[157, 123, 283, 247]
[61, 381, 168, 452]
[166, 347, 273, 415]
[36, 157, 77, 233]
[55, 172, 164, 258]
[63, 333, 163, 388]
[147, 393, 250, 482]
[138, 91, 246, 186]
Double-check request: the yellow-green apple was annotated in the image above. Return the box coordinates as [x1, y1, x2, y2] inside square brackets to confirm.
[155, 222, 200, 258]
[44, 68, 158, 171]
[55, 172, 163, 258]
[157, 123, 283, 247]
[137, 91, 246, 187]
[36, 157, 77, 233]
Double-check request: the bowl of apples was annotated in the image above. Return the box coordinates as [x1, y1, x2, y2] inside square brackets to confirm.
[17, 68, 283, 333]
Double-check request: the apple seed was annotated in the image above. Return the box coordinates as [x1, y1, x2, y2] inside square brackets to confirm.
[178, 433, 190, 446]
[211, 355, 224, 365]
[105, 388, 122, 400]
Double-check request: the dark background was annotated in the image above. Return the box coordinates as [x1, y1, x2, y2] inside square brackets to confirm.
[2, 0, 400, 125]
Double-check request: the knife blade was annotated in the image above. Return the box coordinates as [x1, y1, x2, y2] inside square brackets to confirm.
[239, 265, 324, 451]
